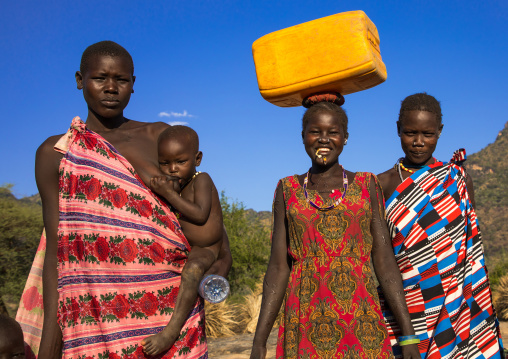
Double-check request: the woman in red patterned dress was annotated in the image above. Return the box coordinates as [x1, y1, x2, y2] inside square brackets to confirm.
[251, 96, 421, 359]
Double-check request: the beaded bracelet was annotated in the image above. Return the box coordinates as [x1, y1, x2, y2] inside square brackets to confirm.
[399, 339, 420, 346]
[398, 335, 420, 346]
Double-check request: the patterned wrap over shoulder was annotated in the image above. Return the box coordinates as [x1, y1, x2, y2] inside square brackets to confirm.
[380, 149, 504, 359]
[276, 172, 394, 359]
[16, 117, 207, 359]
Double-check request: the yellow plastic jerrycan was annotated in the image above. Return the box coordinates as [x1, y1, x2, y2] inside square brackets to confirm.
[252, 10, 387, 107]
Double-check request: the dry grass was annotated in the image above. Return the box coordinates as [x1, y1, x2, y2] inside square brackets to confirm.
[238, 288, 263, 333]
[204, 300, 238, 338]
[493, 274, 508, 321]
[204, 280, 284, 337]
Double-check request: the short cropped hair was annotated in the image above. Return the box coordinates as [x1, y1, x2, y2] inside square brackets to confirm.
[0, 314, 23, 339]
[399, 92, 442, 124]
[80, 41, 134, 75]
[158, 125, 199, 153]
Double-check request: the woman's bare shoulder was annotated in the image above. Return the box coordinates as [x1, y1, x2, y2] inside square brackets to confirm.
[39, 134, 65, 148]
[123, 120, 169, 138]
[36, 134, 65, 158]
[146, 121, 170, 133]
[377, 167, 398, 184]
[377, 167, 400, 201]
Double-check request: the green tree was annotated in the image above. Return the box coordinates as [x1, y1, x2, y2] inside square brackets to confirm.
[220, 192, 271, 298]
[0, 185, 43, 314]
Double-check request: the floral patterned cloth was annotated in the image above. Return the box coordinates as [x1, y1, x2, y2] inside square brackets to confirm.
[16, 117, 207, 359]
[275, 173, 393, 359]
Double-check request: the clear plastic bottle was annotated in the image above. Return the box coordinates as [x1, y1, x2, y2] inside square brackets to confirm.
[198, 274, 230, 303]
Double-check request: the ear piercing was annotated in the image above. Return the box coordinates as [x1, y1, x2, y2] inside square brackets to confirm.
[344, 139, 348, 145]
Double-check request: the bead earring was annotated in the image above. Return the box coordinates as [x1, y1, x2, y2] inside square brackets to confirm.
[344, 138, 348, 145]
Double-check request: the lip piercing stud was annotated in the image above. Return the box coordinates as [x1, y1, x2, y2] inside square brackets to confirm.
[316, 149, 327, 164]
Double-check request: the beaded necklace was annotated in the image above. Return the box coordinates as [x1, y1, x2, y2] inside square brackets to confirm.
[173, 172, 202, 218]
[399, 160, 416, 173]
[180, 171, 202, 191]
[394, 158, 436, 183]
[303, 165, 348, 210]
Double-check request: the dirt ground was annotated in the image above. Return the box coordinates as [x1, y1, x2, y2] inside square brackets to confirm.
[208, 328, 278, 359]
[500, 321, 508, 350]
[208, 322, 508, 358]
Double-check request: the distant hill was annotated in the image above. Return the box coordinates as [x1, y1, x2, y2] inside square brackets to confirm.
[245, 209, 271, 228]
[466, 121, 508, 265]
[20, 193, 41, 206]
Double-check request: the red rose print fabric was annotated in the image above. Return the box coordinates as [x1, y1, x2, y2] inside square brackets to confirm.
[16, 117, 206, 359]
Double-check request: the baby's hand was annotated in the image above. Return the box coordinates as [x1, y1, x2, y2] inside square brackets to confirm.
[150, 175, 180, 195]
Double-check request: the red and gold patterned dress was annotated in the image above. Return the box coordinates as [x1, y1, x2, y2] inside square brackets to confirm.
[276, 172, 393, 359]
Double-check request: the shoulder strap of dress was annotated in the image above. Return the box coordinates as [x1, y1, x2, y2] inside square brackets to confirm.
[450, 148, 466, 164]
[54, 116, 86, 154]
[278, 175, 296, 204]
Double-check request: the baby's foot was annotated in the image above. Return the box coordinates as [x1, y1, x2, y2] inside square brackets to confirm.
[141, 327, 179, 356]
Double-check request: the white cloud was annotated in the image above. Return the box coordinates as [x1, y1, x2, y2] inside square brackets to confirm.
[158, 110, 194, 118]
[167, 121, 189, 126]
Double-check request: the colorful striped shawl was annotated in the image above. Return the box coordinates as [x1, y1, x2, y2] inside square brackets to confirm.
[16, 117, 207, 359]
[380, 150, 504, 359]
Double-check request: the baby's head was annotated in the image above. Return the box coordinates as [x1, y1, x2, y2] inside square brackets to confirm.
[157, 126, 202, 183]
[0, 315, 25, 359]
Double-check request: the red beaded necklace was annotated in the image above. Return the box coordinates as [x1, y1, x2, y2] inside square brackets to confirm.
[303, 165, 348, 210]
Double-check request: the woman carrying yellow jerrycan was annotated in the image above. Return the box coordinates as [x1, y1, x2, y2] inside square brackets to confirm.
[250, 11, 420, 359]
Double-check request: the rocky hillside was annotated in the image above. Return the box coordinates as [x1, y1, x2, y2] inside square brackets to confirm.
[466, 121, 508, 265]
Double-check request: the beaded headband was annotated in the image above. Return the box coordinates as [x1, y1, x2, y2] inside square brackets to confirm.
[302, 92, 345, 108]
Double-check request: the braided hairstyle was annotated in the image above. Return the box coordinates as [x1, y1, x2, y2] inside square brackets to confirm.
[80, 41, 134, 75]
[399, 92, 442, 124]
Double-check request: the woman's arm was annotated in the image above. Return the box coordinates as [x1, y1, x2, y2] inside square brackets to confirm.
[251, 183, 291, 359]
[369, 176, 421, 359]
[36, 137, 64, 359]
[464, 169, 476, 209]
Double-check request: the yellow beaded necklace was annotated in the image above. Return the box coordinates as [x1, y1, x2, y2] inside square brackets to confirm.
[394, 158, 437, 183]
[399, 161, 415, 173]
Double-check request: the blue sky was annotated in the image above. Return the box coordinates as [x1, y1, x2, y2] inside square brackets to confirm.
[1, 0, 506, 211]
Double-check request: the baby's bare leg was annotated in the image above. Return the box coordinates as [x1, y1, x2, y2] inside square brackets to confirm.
[141, 246, 218, 356]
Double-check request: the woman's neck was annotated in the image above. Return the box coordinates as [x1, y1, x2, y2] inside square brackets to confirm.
[86, 111, 128, 133]
[403, 156, 435, 168]
[306, 162, 345, 193]
[310, 161, 342, 177]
